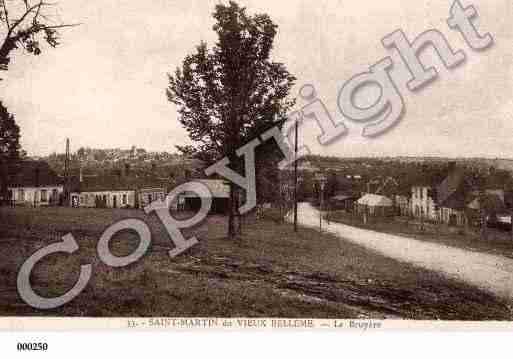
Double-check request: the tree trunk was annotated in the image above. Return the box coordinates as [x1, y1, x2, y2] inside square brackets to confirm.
[236, 188, 243, 235]
[480, 210, 487, 240]
[228, 182, 236, 240]
[0, 162, 9, 206]
[479, 190, 487, 240]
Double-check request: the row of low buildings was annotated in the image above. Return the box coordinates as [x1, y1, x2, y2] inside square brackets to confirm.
[332, 162, 512, 228]
[3, 160, 230, 213]
[6, 159, 511, 227]
[6, 161, 65, 207]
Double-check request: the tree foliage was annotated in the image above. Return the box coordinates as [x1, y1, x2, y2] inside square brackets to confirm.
[0, 101, 20, 201]
[167, 1, 296, 163]
[0, 101, 19, 162]
[0, 0, 76, 76]
[167, 2, 296, 237]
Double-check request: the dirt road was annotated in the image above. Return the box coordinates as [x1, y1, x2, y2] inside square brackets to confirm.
[296, 203, 513, 299]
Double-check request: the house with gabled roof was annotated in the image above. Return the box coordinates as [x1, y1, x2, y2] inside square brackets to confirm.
[69, 173, 169, 209]
[7, 161, 64, 207]
[69, 175, 137, 208]
[436, 163, 470, 226]
[329, 192, 359, 211]
[410, 169, 445, 222]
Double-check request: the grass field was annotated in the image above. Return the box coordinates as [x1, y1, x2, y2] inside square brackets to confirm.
[327, 210, 513, 260]
[0, 206, 511, 319]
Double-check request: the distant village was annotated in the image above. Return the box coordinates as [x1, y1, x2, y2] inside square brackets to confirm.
[4, 145, 513, 232]
[3, 144, 231, 214]
[278, 156, 513, 232]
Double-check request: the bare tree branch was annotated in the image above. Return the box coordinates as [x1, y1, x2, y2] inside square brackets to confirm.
[7, 1, 46, 37]
[1, 0, 10, 31]
[0, 0, 77, 74]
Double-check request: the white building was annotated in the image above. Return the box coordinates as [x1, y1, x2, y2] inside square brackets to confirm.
[70, 189, 136, 208]
[7, 160, 64, 207]
[69, 175, 170, 209]
[356, 193, 394, 217]
[138, 187, 166, 208]
[9, 185, 64, 207]
[410, 185, 437, 221]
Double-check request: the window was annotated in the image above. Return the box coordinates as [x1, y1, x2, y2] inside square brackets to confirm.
[41, 189, 48, 202]
[122, 194, 127, 205]
[18, 189, 25, 201]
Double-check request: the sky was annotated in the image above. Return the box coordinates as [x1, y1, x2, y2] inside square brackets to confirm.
[1, 0, 512, 158]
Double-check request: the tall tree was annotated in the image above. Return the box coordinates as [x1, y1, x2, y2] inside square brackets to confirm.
[0, 0, 76, 76]
[167, 1, 296, 239]
[0, 1, 74, 198]
[0, 101, 20, 202]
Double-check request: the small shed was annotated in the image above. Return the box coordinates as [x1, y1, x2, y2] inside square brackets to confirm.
[180, 179, 230, 214]
[467, 193, 508, 229]
[356, 193, 394, 217]
[330, 193, 358, 211]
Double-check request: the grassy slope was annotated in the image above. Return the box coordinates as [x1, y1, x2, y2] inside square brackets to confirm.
[0, 207, 511, 320]
[327, 210, 513, 259]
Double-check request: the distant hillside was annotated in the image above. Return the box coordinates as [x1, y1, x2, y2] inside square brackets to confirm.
[35, 148, 513, 186]
[39, 146, 205, 181]
[304, 155, 513, 175]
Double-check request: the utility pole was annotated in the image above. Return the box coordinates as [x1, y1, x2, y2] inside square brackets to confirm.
[471, 171, 487, 240]
[477, 174, 487, 241]
[64, 138, 69, 177]
[480, 193, 487, 240]
[315, 173, 327, 232]
[64, 138, 70, 206]
[320, 183, 323, 231]
[293, 120, 298, 232]
[508, 193, 513, 239]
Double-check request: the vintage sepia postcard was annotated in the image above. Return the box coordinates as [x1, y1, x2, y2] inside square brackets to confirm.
[0, 0, 513, 347]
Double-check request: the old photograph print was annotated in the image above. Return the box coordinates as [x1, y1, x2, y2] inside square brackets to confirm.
[1, 0, 513, 327]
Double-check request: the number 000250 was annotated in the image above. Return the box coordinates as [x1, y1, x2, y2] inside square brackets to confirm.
[17, 342, 48, 351]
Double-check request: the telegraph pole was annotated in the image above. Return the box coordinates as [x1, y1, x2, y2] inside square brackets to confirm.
[293, 120, 298, 232]
[315, 173, 327, 232]
[64, 138, 70, 206]
[319, 183, 323, 231]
